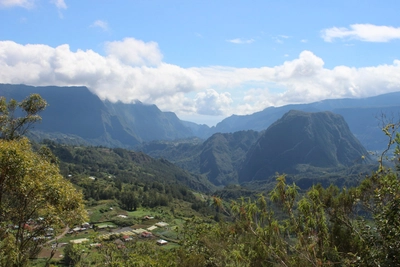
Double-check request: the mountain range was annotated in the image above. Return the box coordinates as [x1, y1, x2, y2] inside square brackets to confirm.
[0, 83, 383, 187]
[140, 111, 372, 186]
[1, 83, 398, 152]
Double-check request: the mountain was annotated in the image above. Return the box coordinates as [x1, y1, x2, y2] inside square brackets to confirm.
[42, 140, 216, 193]
[208, 92, 400, 151]
[1, 83, 398, 152]
[0, 84, 196, 148]
[239, 110, 372, 183]
[138, 130, 261, 186]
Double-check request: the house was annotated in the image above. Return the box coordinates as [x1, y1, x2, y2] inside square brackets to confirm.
[72, 227, 82, 232]
[117, 215, 128, 219]
[122, 235, 133, 242]
[155, 222, 169, 227]
[147, 225, 157, 231]
[157, 239, 168, 246]
[70, 238, 89, 244]
[141, 231, 152, 238]
[132, 228, 146, 235]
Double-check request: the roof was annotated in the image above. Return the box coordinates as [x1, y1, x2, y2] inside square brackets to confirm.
[155, 222, 169, 227]
[70, 238, 89, 244]
[157, 239, 168, 245]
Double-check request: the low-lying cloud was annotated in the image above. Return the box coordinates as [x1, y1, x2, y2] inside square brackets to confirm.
[1, 38, 400, 122]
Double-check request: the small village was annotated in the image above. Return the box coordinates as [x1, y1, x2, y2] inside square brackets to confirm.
[68, 219, 170, 246]
[42, 211, 176, 260]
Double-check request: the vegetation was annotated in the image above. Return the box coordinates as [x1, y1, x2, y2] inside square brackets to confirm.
[0, 94, 47, 140]
[2, 93, 400, 267]
[0, 95, 87, 267]
[49, 127, 399, 267]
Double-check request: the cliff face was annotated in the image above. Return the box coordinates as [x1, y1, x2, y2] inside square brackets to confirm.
[239, 110, 371, 183]
[0, 84, 196, 147]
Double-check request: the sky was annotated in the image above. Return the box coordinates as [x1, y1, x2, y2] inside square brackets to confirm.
[1, 0, 400, 126]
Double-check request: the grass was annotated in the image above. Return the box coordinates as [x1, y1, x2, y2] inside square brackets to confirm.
[86, 200, 124, 222]
[56, 229, 97, 243]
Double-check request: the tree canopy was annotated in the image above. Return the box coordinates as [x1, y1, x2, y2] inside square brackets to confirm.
[0, 94, 47, 140]
[0, 94, 87, 267]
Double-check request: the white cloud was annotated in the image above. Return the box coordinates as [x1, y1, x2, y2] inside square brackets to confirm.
[227, 38, 255, 44]
[0, 0, 34, 8]
[0, 40, 400, 121]
[50, 0, 66, 9]
[322, 24, 400, 42]
[91, 20, 109, 31]
[105, 38, 162, 66]
[195, 89, 232, 116]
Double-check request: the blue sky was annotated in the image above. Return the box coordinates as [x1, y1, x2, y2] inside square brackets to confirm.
[1, 0, 400, 125]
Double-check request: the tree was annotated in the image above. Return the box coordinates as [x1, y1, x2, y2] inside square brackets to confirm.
[0, 138, 88, 266]
[0, 94, 87, 266]
[0, 94, 47, 140]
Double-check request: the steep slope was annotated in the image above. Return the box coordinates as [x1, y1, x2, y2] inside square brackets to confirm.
[210, 92, 400, 151]
[0, 84, 195, 147]
[103, 100, 194, 143]
[0, 84, 107, 140]
[139, 131, 261, 186]
[199, 131, 261, 186]
[239, 110, 371, 183]
[44, 141, 215, 193]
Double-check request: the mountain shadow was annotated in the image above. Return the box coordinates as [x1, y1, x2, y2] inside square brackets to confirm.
[239, 110, 372, 183]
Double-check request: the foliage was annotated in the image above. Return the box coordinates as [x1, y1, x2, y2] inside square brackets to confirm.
[0, 94, 47, 140]
[0, 138, 87, 266]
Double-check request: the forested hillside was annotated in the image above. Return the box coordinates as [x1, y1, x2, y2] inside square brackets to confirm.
[139, 130, 261, 186]
[140, 111, 374, 189]
[44, 140, 215, 195]
[239, 110, 372, 183]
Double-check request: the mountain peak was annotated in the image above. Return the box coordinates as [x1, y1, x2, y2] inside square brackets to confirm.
[239, 110, 371, 182]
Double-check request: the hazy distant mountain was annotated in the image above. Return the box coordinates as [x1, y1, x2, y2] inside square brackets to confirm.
[207, 92, 400, 151]
[239, 110, 372, 183]
[0, 84, 196, 148]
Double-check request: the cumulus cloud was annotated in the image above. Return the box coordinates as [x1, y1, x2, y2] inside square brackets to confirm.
[91, 20, 109, 31]
[0, 40, 400, 121]
[322, 24, 400, 42]
[195, 89, 233, 116]
[227, 38, 255, 44]
[105, 38, 162, 66]
[0, 0, 34, 8]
